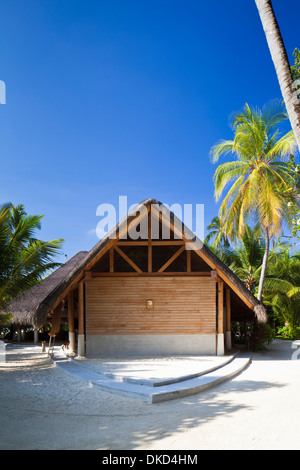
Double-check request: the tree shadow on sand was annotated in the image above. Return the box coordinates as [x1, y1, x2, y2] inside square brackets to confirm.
[97, 374, 285, 450]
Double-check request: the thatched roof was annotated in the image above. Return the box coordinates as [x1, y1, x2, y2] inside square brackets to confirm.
[8, 198, 267, 327]
[8, 251, 88, 328]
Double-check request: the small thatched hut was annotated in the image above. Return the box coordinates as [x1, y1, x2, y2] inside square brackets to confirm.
[8, 199, 267, 356]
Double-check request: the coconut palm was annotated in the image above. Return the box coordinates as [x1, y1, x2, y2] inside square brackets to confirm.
[226, 225, 265, 293]
[205, 216, 232, 252]
[210, 100, 299, 301]
[254, 0, 300, 151]
[263, 248, 300, 337]
[0, 203, 64, 311]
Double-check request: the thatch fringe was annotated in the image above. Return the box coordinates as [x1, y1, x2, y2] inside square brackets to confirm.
[7, 251, 88, 328]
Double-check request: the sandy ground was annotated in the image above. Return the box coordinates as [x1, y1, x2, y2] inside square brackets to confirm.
[0, 339, 300, 450]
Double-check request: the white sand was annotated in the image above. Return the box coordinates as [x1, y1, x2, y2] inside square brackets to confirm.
[0, 340, 300, 450]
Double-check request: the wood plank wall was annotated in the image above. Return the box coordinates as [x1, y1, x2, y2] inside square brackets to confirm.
[85, 276, 216, 336]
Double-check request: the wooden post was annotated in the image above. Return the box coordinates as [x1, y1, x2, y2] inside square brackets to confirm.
[78, 281, 85, 356]
[218, 281, 224, 334]
[226, 287, 232, 350]
[68, 290, 76, 353]
[109, 248, 114, 273]
[148, 210, 152, 273]
[217, 281, 225, 355]
[187, 249, 191, 273]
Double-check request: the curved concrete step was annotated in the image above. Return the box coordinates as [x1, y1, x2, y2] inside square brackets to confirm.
[68, 354, 237, 387]
[52, 351, 252, 403]
[103, 355, 238, 387]
[151, 353, 251, 403]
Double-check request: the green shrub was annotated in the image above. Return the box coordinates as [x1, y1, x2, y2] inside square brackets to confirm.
[249, 323, 275, 352]
[277, 324, 300, 340]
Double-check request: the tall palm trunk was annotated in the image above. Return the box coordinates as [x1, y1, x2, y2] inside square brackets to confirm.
[257, 227, 270, 301]
[255, 0, 300, 151]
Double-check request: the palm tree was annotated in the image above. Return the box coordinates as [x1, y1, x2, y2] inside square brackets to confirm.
[226, 225, 265, 293]
[210, 100, 298, 301]
[205, 216, 232, 252]
[0, 203, 64, 311]
[263, 248, 300, 337]
[254, 0, 300, 151]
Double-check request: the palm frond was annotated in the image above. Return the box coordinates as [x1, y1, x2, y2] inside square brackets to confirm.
[209, 140, 235, 163]
[0, 204, 64, 309]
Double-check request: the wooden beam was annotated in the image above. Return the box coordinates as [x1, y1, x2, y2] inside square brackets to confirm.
[116, 241, 148, 246]
[211, 270, 222, 282]
[90, 272, 213, 277]
[51, 277, 83, 313]
[218, 281, 224, 334]
[152, 240, 185, 246]
[109, 247, 114, 273]
[148, 210, 152, 273]
[67, 290, 76, 353]
[116, 240, 185, 246]
[226, 287, 231, 332]
[187, 250, 191, 273]
[158, 245, 186, 273]
[67, 291, 75, 334]
[114, 246, 142, 273]
[78, 282, 84, 336]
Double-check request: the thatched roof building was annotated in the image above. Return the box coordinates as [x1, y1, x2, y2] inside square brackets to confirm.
[7, 199, 267, 356]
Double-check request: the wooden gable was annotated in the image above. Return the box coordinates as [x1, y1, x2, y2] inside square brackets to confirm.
[87, 204, 213, 277]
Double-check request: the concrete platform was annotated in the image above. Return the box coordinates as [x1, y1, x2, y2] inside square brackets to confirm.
[50, 349, 252, 403]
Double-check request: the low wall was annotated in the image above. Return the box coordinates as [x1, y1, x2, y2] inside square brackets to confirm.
[86, 334, 216, 357]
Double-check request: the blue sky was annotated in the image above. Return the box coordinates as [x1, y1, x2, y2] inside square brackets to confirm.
[1, 0, 300, 262]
